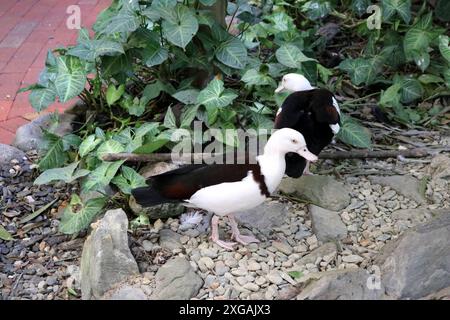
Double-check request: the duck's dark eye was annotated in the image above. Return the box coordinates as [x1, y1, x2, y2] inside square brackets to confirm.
[292, 139, 298, 144]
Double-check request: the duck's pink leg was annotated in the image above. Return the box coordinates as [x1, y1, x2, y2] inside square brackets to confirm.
[228, 215, 260, 245]
[210, 215, 236, 250]
[303, 161, 313, 175]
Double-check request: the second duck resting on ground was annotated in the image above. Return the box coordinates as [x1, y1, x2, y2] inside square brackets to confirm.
[131, 128, 317, 250]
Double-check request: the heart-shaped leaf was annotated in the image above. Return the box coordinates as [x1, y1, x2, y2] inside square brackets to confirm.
[382, 0, 411, 24]
[162, 5, 198, 49]
[276, 44, 315, 69]
[106, 84, 125, 106]
[215, 37, 248, 69]
[79, 134, 103, 157]
[96, 140, 125, 160]
[111, 166, 147, 195]
[172, 89, 200, 105]
[59, 195, 106, 234]
[337, 115, 372, 148]
[35, 162, 89, 185]
[55, 56, 86, 103]
[197, 79, 238, 109]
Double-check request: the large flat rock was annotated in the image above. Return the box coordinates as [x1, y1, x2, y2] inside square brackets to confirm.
[279, 175, 351, 211]
[375, 212, 450, 299]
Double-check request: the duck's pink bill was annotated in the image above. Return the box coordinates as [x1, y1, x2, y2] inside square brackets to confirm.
[275, 84, 284, 93]
[297, 148, 318, 162]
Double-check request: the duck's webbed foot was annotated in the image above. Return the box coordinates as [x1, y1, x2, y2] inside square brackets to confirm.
[228, 215, 260, 245]
[210, 215, 236, 250]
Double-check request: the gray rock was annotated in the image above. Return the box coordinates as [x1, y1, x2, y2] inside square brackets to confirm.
[297, 269, 387, 300]
[368, 175, 426, 204]
[129, 196, 185, 219]
[375, 212, 450, 299]
[159, 229, 182, 251]
[81, 209, 139, 300]
[13, 113, 76, 152]
[309, 205, 347, 242]
[391, 207, 447, 227]
[294, 242, 337, 266]
[427, 155, 450, 180]
[0, 144, 26, 166]
[107, 285, 148, 300]
[234, 202, 289, 235]
[153, 257, 203, 300]
[279, 176, 350, 211]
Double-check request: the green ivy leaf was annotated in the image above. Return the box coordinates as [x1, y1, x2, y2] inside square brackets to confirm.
[83, 161, 124, 193]
[241, 69, 276, 86]
[111, 166, 147, 195]
[79, 134, 103, 158]
[180, 104, 199, 128]
[28, 85, 57, 112]
[339, 57, 382, 86]
[106, 84, 125, 106]
[412, 51, 430, 72]
[142, 44, 168, 67]
[96, 140, 125, 160]
[380, 83, 402, 107]
[59, 195, 106, 235]
[38, 131, 67, 170]
[276, 44, 315, 69]
[67, 38, 124, 61]
[403, 14, 432, 61]
[215, 37, 248, 69]
[35, 161, 89, 185]
[55, 56, 86, 103]
[172, 89, 200, 105]
[382, 0, 411, 24]
[197, 79, 238, 109]
[100, 9, 140, 34]
[438, 35, 450, 64]
[351, 0, 371, 17]
[134, 139, 169, 154]
[162, 5, 198, 49]
[147, 0, 177, 21]
[163, 106, 177, 128]
[302, 0, 333, 20]
[418, 74, 444, 84]
[400, 78, 423, 103]
[337, 115, 372, 148]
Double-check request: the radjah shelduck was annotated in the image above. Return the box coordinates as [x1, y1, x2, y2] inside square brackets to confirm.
[274, 73, 341, 177]
[131, 128, 317, 250]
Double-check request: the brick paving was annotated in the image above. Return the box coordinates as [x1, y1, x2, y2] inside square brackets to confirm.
[0, 0, 111, 144]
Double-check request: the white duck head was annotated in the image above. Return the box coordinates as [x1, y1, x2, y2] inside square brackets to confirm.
[264, 128, 318, 162]
[275, 73, 314, 93]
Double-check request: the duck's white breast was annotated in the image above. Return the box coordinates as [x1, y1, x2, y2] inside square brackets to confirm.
[185, 173, 266, 216]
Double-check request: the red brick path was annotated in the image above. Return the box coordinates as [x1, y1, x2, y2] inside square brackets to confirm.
[0, 0, 111, 144]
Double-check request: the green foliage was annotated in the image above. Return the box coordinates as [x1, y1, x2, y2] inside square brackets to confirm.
[337, 115, 372, 149]
[59, 195, 106, 234]
[20, 0, 449, 234]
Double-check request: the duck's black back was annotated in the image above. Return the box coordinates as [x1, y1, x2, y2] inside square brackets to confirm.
[274, 89, 339, 178]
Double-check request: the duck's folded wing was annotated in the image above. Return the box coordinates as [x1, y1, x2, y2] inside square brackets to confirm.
[152, 164, 259, 200]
